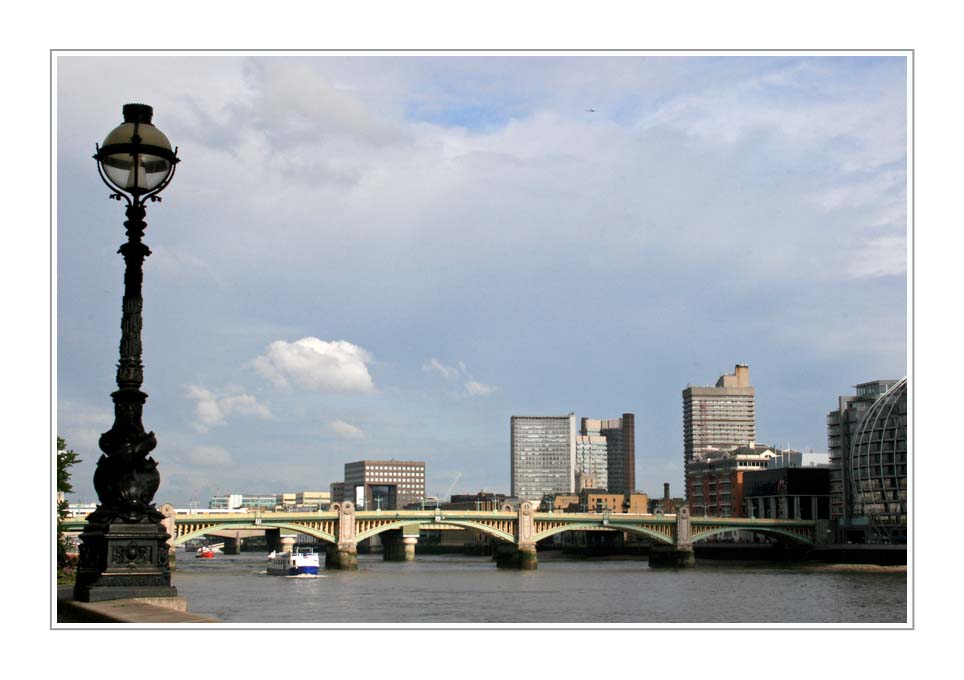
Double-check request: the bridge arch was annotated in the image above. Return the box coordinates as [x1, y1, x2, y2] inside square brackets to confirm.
[690, 526, 814, 546]
[174, 523, 254, 546]
[268, 522, 336, 545]
[172, 522, 337, 546]
[355, 519, 516, 544]
[533, 523, 675, 546]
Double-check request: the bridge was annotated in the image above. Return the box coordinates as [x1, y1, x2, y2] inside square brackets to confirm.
[62, 501, 822, 569]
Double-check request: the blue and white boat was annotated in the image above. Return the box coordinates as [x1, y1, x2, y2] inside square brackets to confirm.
[266, 549, 320, 577]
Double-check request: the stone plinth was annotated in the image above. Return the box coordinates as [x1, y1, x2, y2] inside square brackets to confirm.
[74, 523, 178, 602]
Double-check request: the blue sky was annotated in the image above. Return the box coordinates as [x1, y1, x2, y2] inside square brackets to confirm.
[56, 54, 908, 507]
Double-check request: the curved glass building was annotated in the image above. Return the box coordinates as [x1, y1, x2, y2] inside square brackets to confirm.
[849, 378, 908, 543]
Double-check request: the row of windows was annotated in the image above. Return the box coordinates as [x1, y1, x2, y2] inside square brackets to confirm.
[365, 465, 423, 472]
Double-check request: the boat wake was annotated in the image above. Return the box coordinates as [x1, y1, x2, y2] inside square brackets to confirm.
[285, 573, 326, 578]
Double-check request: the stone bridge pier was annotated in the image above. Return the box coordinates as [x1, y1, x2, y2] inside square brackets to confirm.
[648, 506, 695, 567]
[325, 502, 358, 570]
[382, 526, 419, 562]
[496, 501, 538, 570]
[222, 534, 243, 555]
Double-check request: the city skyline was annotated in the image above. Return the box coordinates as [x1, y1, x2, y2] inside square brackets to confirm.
[56, 54, 908, 507]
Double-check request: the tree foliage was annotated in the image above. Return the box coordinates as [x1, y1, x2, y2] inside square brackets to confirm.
[57, 437, 82, 573]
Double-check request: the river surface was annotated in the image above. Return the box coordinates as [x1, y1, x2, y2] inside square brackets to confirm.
[172, 551, 907, 625]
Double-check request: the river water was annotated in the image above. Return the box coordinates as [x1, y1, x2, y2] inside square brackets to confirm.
[172, 551, 907, 625]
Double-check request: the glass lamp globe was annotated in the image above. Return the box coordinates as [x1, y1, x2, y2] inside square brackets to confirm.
[97, 104, 177, 197]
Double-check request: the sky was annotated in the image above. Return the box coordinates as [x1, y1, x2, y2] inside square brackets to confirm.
[55, 53, 908, 508]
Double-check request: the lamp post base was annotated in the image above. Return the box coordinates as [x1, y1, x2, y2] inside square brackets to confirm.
[74, 523, 177, 602]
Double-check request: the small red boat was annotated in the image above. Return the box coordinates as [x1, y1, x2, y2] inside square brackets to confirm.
[195, 547, 216, 559]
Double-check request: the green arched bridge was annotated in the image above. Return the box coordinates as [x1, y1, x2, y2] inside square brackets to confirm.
[62, 501, 822, 569]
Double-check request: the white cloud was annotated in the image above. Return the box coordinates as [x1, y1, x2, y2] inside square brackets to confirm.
[423, 358, 497, 397]
[328, 420, 365, 438]
[422, 357, 460, 381]
[253, 338, 375, 392]
[464, 380, 497, 397]
[185, 385, 272, 432]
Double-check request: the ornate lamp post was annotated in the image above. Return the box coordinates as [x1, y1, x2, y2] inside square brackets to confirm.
[74, 104, 180, 602]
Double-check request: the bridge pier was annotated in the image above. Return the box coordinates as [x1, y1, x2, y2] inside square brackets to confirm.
[160, 504, 177, 572]
[324, 502, 359, 569]
[649, 505, 695, 568]
[264, 528, 281, 552]
[495, 501, 538, 569]
[495, 542, 537, 569]
[382, 527, 419, 562]
[648, 545, 695, 567]
[222, 535, 242, 555]
[325, 543, 358, 570]
[279, 535, 296, 554]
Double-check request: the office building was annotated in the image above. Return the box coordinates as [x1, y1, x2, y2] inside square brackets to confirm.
[827, 379, 901, 530]
[581, 414, 636, 495]
[682, 364, 756, 465]
[828, 378, 907, 543]
[330, 481, 347, 504]
[540, 490, 649, 513]
[292, 491, 330, 511]
[743, 466, 831, 520]
[208, 493, 279, 511]
[511, 414, 576, 501]
[442, 492, 510, 511]
[686, 444, 776, 517]
[344, 459, 426, 510]
[574, 433, 608, 491]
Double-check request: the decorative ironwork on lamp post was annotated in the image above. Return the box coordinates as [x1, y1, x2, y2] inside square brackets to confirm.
[74, 104, 181, 602]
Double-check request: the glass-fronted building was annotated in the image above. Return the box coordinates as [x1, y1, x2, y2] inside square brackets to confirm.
[511, 414, 576, 500]
[827, 378, 907, 544]
[849, 378, 908, 543]
[574, 434, 609, 491]
[581, 414, 636, 495]
[208, 493, 279, 511]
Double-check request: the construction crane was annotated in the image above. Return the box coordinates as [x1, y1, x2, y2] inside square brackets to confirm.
[438, 472, 462, 504]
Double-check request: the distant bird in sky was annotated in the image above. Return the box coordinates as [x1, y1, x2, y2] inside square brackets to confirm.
[585, 108, 596, 112]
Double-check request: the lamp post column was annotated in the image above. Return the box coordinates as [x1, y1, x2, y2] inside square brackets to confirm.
[74, 205, 177, 602]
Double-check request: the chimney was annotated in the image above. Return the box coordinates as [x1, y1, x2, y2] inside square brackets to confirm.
[663, 482, 670, 500]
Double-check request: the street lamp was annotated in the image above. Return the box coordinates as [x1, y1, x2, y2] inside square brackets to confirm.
[74, 104, 180, 602]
